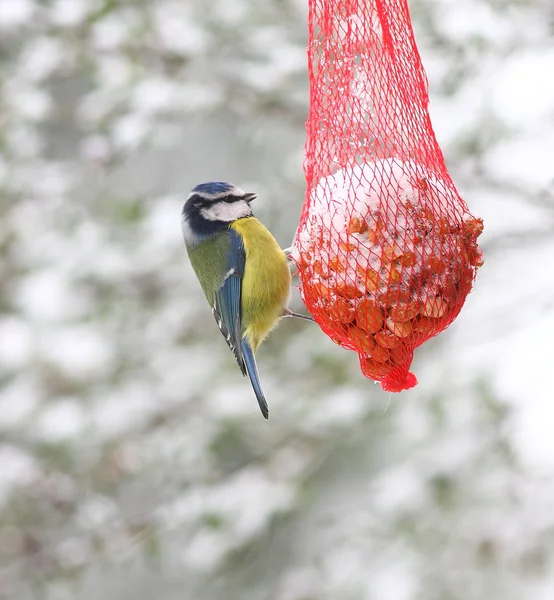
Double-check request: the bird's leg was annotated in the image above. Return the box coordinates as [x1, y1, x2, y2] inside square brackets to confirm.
[282, 247, 313, 321]
[283, 308, 315, 322]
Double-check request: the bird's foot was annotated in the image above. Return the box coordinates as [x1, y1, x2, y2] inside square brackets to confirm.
[283, 308, 315, 322]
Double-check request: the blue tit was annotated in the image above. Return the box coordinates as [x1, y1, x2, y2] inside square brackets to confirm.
[182, 181, 303, 419]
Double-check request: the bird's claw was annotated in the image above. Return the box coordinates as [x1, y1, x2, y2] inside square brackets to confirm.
[283, 308, 315, 322]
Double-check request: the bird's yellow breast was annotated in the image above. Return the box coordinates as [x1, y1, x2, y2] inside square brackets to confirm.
[230, 217, 291, 351]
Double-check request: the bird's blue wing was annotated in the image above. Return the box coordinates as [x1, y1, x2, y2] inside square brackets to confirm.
[212, 227, 269, 419]
[212, 228, 246, 375]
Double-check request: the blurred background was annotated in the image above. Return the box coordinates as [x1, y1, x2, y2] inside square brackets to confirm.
[1, 0, 554, 598]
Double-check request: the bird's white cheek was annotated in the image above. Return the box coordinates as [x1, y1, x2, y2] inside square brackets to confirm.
[201, 200, 250, 222]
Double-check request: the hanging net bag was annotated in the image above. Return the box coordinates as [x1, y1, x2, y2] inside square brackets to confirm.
[291, 0, 484, 392]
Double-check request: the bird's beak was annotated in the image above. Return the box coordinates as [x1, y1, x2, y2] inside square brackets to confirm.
[244, 192, 257, 204]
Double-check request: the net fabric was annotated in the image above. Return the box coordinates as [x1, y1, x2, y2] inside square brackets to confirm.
[291, 0, 483, 392]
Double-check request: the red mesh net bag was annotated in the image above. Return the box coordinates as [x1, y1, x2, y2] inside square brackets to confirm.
[291, 0, 484, 392]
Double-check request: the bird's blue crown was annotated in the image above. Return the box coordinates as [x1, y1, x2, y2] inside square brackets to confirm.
[192, 181, 234, 195]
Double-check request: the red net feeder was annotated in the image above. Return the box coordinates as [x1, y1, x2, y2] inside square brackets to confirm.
[291, 0, 484, 392]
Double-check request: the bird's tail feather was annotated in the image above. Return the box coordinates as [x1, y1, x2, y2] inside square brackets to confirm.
[241, 340, 269, 420]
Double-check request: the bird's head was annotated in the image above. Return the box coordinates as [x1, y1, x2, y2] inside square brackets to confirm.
[182, 181, 256, 242]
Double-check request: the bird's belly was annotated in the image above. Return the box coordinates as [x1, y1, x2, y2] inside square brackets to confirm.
[242, 261, 290, 321]
[231, 218, 291, 350]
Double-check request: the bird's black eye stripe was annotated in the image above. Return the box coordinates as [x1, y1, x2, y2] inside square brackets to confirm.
[221, 195, 240, 203]
[191, 193, 243, 205]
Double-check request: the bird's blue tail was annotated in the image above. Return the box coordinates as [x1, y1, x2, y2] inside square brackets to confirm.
[241, 340, 269, 420]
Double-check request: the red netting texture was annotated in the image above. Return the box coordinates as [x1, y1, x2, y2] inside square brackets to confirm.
[291, 0, 483, 392]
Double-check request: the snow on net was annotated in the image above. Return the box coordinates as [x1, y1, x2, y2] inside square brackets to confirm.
[291, 0, 484, 392]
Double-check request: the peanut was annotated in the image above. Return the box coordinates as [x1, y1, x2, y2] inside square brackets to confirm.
[330, 297, 354, 323]
[347, 326, 376, 353]
[356, 299, 384, 334]
[388, 301, 420, 322]
[347, 216, 368, 235]
[385, 318, 413, 338]
[413, 316, 438, 335]
[370, 342, 391, 362]
[359, 356, 393, 379]
[363, 269, 380, 293]
[420, 297, 448, 318]
[463, 216, 484, 239]
[375, 329, 401, 349]
[329, 256, 345, 273]
[337, 281, 363, 299]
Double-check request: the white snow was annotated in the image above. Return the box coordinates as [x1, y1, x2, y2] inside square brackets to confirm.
[18, 36, 67, 82]
[49, 0, 95, 27]
[485, 133, 554, 187]
[0, 445, 39, 505]
[0, 0, 35, 30]
[0, 379, 40, 429]
[36, 398, 87, 442]
[0, 317, 34, 370]
[492, 49, 554, 129]
[40, 325, 113, 379]
[91, 10, 139, 51]
[15, 270, 75, 322]
[153, 2, 209, 55]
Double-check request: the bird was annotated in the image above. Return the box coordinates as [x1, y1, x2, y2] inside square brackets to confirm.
[181, 181, 311, 419]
